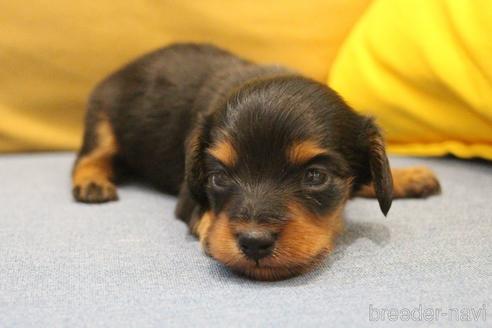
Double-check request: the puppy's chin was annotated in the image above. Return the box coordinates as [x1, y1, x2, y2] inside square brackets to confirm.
[220, 248, 332, 281]
[198, 207, 343, 281]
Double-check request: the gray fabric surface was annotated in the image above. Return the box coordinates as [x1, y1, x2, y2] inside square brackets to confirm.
[0, 153, 490, 327]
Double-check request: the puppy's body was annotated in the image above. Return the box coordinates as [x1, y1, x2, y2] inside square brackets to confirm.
[78, 44, 244, 194]
[73, 43, 440, 280]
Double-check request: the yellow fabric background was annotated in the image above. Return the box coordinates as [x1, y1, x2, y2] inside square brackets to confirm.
[0, 0, 369, 152]
[329, 0, 492, 160]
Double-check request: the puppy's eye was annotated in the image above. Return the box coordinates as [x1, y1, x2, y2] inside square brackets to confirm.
[209, 171, 231, 189]
[303, 167, 329, 188]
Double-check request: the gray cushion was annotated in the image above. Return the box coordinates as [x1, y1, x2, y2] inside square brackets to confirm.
[0, 153, 490, 327]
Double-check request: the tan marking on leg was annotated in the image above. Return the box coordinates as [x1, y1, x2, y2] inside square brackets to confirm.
[72, 118, 118, 203]
[356, 166, 441, 199]
[287, 140, 328, 165]
[193, 211, 214, 249]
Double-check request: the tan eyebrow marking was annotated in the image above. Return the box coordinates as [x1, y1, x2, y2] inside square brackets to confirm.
[207, 139, 238, 167]
[287, 140, 328, 165]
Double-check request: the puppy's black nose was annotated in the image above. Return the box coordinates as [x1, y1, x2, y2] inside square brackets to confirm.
[237, 231, 275, 260]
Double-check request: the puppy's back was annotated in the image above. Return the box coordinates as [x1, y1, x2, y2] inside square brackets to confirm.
[81, 44, 250, 194]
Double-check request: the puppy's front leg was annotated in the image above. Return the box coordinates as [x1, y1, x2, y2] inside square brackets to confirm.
[356, 166, 441, 199]
[175, 185, 206, 236]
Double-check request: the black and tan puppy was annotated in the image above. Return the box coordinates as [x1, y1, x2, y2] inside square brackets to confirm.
[72, 43, 440, 280]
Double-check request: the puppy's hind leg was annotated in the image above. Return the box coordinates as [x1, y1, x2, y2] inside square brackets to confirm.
[356, 166, 441, 199]
[72, 114, 119, 203]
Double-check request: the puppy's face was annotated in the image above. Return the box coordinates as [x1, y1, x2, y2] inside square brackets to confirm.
[186, 77, 392, 280]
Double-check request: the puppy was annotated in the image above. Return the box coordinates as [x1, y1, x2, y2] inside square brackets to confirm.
[72, 43, 440, 280]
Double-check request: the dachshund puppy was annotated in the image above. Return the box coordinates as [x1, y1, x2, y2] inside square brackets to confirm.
[72, 44, 440, 280]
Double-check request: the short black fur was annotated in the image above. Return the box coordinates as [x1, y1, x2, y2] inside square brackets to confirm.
[77, 43, 393, 225]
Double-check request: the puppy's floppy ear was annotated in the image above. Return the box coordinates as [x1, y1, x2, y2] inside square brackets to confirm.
[184, 115, 211, 206]
[362, 118, 393, 216]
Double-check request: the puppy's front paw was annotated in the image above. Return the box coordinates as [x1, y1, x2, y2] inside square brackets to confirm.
[394, 166, 441, 198]
[73, 180, 118, 203]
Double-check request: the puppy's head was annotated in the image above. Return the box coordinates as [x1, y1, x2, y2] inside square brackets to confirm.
[185, 76, 392, 280]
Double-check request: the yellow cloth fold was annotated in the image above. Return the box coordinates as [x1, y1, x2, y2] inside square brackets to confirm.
[0, 0, 369, 152]
[329, 0, 492, 160]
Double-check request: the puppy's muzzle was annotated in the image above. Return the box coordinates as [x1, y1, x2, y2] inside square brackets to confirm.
[237, 230, 277, 261]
